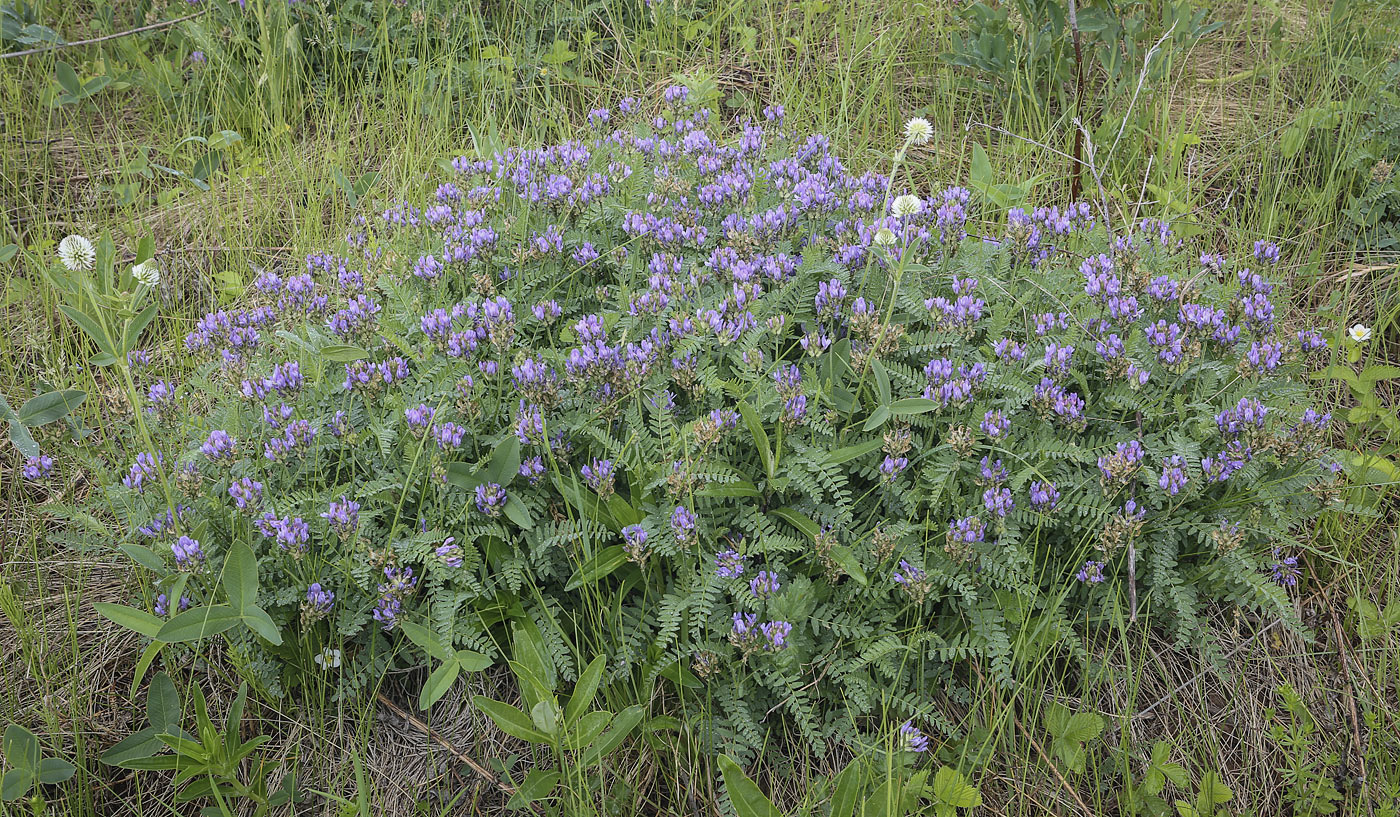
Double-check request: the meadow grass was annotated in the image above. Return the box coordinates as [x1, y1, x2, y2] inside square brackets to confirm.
[2, 0, 1399, 814]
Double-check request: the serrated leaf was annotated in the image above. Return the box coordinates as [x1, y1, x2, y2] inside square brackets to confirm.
[930, 766, 981, 809]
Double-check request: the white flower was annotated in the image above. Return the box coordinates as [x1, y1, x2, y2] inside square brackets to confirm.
[57, 235, 95, 272]
[891, 194, 923, 218]
[314, 647, 342, 669]
[132, 259, 161, 288]
[903, 117, 933, 146]
[1348, 324, 1372, 343]
[873, 227, 898, 247]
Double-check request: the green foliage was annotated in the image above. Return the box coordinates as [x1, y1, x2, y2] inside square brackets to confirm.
[1, 724, 76, 803]
[473, 627, 646, 811]
[1043, 702, 1105, 775]
[99, 673, 297, 815]
[1341, 59, 1400, 253]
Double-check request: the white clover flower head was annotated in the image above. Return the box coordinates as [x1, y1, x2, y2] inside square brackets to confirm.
[904, 117, 933, 146]
[873, 227, 898, 247]
[57, 235, 95, 272]
[314, 647, 342, 669]
[132, 259, 161, 288]
[892, 194, 923, 218]
[1348, 324, 1372, 343]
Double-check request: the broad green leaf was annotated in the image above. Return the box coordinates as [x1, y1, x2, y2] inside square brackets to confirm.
[99, 727, 162, 767]
[769, 506, 820, 538]
[696, 479, 761, 498]
[872, 359, 893, 404]
[123, 303, 159, 353]
[117, 543, 166, 573]
[418, 660, 461, 711]
[862, 403, 891, 431]
[473, 697, 549, 744]
[829, 757, 863, 817]
[241, 605, 283, 645]
[399, 620, 453, 663]
[511, 623, 557, 699]
[221, 542, 258, 613]
[35, 757, 75, 785]
[565, 545, 627, 591]
[485, 435, 522, 485]
[58, 305, 115, 355]
[1, 768, 33, 802]
[577, 704, 644, 766]
[970, 142, 994, 195]
[155, 605, 241, 643]
[889, 397, 938, 416]
[825, 544, 868, 586]
[146, 672, 181, 733]
[508, 769, 561, 809]
[565, 654, 606, 726]
[826, 437, 884, 466]
[1309, 364, 1360, 390]
[318, 344, 369, 362]
[2, 725, 40, 770]
[0, 244, 17, 263]
[130, 641, 162, 697]
[718, 755, 782, 817]
[1360, 364, 1400, 385]
[738, 401, 773, 479]
[503, 495, 535, 530]
[530, 699, 561, 737]
[455, 649, 493, 672]
[565, 709, 613, 751]
[930, 766, 981, 810]
[94, 602, 165, 638]
[17, 389, 86, 426]
[0, 393, 39, 457]
[55, 61, 80, 96]
[1194, 772, 1233, 817]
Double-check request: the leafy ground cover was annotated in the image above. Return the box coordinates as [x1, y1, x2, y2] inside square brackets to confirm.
[2, 1, 1400, 815]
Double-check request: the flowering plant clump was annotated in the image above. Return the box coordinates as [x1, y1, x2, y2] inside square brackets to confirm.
[82, 91, 1340, 760]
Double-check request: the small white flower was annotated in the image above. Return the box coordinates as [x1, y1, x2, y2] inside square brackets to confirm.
[314, 647, 342, 669]
[904, 117, 933, 146]
[891, 194, 923, 218]
[873, 227, 898, 247]
[132, 259, 161, 288]
[1348, 324, 1372, 343]
[57, 235, 95, 272]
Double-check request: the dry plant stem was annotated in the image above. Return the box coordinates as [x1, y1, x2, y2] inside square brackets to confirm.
[971, 662, 1095, 817]
[0, 11, 209, 59]
[1067, 0, 1085, 201]
[1319, 582, 1372, 815]
[375, 691, 541, 814]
